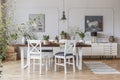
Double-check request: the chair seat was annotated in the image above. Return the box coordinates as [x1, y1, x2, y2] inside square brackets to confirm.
[42, 49, 53, 52]
[55, 52, 73, 56]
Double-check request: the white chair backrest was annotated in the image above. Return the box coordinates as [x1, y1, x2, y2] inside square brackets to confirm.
[59, 39, 67, 43]
[59, 40, 76, 56]
[27, 40, 42, 55]
[65, 40, 76, 55]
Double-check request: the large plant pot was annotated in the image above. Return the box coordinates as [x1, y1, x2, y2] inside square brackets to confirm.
[6, 45, 15, 53]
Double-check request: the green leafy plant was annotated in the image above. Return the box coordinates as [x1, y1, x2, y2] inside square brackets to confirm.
[18, 23, 32, 39]
[55, 35, 59, 40]
[0, 0, 17, 60]
[60, 30, 67, 39]
[60, 30, 66, 35]
[43, 35, 49, 41]
[76, 31, 86, 40]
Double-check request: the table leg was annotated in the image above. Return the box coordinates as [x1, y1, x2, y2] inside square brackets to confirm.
[79, 47, 82, 70]
[76, 47, 82, 70]
[20, 47, 28, 69]
[20, 47, 24, 69]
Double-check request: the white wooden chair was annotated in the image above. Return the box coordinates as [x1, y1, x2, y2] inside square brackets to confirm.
[42, 47, 53, 68]
[54, 40, 76, 74]
[27, 40, 49, 74]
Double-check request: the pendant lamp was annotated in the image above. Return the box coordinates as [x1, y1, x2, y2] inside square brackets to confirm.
[61, 0, 66, 20]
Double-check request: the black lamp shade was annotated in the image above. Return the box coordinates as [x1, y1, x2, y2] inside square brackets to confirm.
[61, 11, 66, 20]
[91, 32, 97, 36]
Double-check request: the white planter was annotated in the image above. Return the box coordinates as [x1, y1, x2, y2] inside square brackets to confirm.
[21, 37, 27, 44]
[43, 40, 49, 45]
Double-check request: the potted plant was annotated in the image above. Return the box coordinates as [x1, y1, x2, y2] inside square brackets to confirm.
[18, 23, 36, 44]
[43, 35, 49, 45]
[55, 35, 59, 42]
[0, 0, 17, 61]
[60, 30, 67, 39]
[76, 31, 86, 43]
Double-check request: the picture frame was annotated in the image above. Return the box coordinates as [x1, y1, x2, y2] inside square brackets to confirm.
[29, 14, 45, 32]
[85, 16, 103, 32]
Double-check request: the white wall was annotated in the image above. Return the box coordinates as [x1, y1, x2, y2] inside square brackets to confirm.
[10, 0, 120, 57]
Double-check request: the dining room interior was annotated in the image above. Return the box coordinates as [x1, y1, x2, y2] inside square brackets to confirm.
[1, 0, 120, 80]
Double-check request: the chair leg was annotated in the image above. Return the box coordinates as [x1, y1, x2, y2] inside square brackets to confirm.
[33, 59, 35, 72]
[46, 57, 48, 72]
[73, 57, 75, 72]
[28, 58, 30, 74]
[64, 58, 67, 74]
[50, 56, 54, 66]
[39, 58, 42, 74]
[68, 59, 70, 63]
[48, 57, 50, 67]
[54, 57, 57, 72]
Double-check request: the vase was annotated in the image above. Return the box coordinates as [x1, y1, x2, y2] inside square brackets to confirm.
[43, 40, 49, 45]
[21, 37, 28, 44]
[61, 34, 67, 39]
[55, 40, 59, 43]
[109, 36, 115, 42]
[79, 38, 85, 43]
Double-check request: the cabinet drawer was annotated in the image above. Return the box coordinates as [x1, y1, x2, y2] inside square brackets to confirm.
[92, 43, 104, 47]
[82, 47, 92, 55]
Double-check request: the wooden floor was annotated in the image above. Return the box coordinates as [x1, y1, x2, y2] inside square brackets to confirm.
[1, 59, 120, 80]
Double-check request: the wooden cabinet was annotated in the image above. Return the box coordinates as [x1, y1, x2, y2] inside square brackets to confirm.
[92, 43, 104, 56]
[104, 43, 117, 56]
[82, 47, 92, 56]
[82, 43, 117, 56]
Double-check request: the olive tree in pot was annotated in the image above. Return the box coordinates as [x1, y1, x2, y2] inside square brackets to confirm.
[0, 0, 18, 61]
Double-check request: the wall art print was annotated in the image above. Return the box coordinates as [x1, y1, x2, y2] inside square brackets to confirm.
[85, 16, 103, 32]
[29, 14, 45, 32]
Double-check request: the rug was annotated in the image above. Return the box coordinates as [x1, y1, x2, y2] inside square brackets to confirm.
[84, 61, 120, 74]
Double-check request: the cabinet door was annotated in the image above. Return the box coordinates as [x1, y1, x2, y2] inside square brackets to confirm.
[104, 43, 117, 56]
[92, 43, 104, 56]
[82, 47, 92, 56]
[111, 43, 117, 56]
[104, 43, 111, 55]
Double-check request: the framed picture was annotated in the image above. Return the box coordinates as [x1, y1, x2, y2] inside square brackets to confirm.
[29, 14, 45, 32]
[85, 16, 103, 32]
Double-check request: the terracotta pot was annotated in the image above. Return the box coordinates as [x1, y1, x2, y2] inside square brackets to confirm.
[109, 36, 115, 42]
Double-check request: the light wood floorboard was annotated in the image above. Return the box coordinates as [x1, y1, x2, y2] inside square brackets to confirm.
[1, 59, 120, 80]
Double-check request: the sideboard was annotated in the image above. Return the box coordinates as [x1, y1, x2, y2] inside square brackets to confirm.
[82, 43, 117, 57]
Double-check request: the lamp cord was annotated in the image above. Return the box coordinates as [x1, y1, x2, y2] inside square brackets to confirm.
[63, 0, 65, 11]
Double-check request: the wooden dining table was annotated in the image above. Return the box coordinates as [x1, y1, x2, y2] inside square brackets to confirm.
[13, 42, 91, 70]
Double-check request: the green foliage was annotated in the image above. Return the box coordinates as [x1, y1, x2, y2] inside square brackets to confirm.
[43, 35, 49, 41]
[55, 35, 59, 40]
[10, 33, 18, 40]
[18, 23, 36, 40]
[76, 31, 86, 39]
[60, 30, 66, 35]
[60, 30, 67, 39]
[0, 0, 16, 60]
